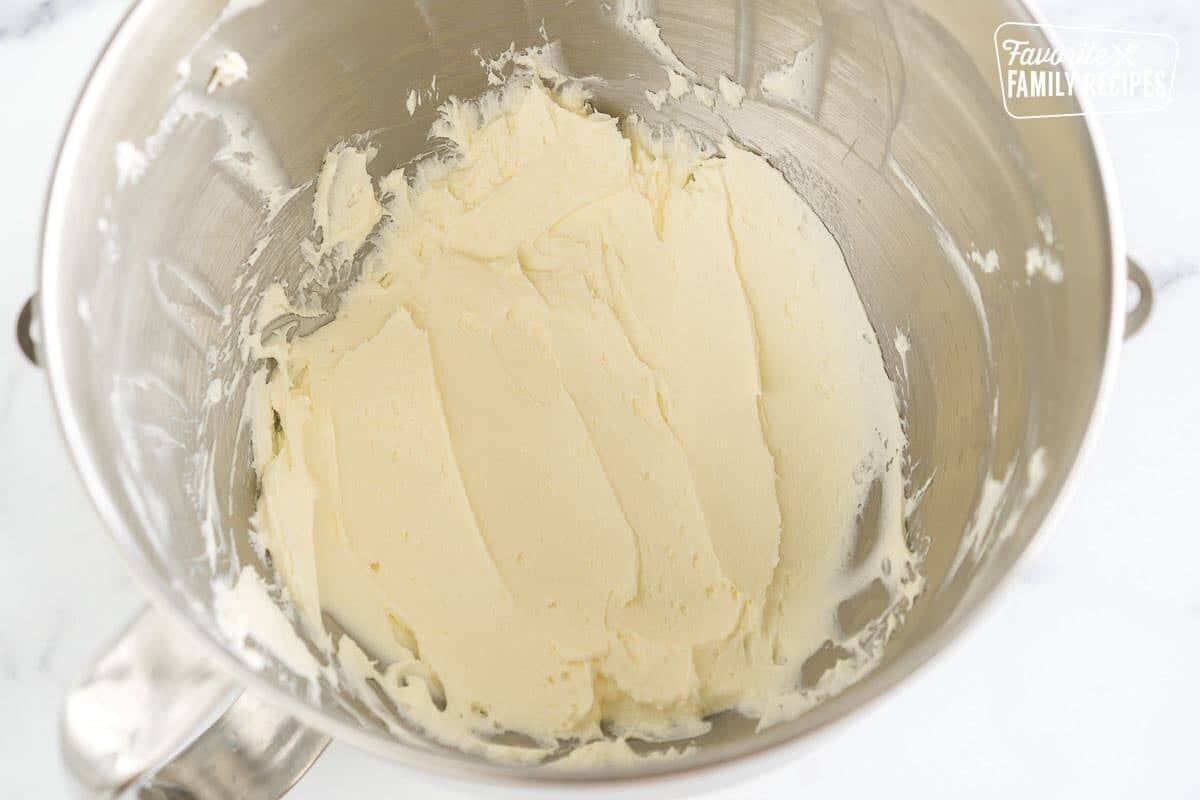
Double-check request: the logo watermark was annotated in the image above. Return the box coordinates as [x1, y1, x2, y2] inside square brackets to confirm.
[994, 23, 1178, 118]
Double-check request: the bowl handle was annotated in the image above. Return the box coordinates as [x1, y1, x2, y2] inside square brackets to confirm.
[59, 606, 329, 799]
[1124, 257, 1153, 339]
[16, 294, 39, 365]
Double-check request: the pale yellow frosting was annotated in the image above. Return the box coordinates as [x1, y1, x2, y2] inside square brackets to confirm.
[248, 81, 919, 759]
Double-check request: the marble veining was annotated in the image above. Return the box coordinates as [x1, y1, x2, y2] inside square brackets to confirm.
[0, 0, 95, 40]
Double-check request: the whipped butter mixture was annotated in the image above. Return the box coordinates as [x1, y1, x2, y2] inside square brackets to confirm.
[248, 81, 919, 757]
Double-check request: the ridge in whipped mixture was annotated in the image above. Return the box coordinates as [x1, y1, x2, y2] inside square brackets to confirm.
[244, 78, 922, 763]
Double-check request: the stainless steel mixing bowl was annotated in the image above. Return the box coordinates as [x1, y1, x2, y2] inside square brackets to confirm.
[27, 0, 1145, 794]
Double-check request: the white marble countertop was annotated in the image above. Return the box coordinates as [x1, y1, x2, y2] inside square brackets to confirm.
[1, 1, 1196, 797]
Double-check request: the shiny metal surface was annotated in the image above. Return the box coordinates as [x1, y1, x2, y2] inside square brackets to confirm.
[59, 608, 238, 796]
[126, 685, 329, 799]
[41, 0, 1126, 789]
[60, 608, 328, 799]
